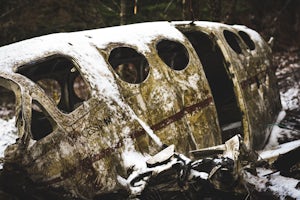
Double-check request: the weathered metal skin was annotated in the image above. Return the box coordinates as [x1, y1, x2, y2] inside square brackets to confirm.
[0, 21, 281, 198]
[174, 22, 281, 149]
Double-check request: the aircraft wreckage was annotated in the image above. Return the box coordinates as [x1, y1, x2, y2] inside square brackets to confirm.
[0, 21, 289, 199]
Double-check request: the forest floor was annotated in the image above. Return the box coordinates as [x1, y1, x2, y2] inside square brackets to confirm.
[244, 51, 300, 199]
[269, 51, 300, 147]
[0, 51, 299, 199]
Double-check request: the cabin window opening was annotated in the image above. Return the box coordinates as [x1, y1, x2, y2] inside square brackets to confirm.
[223, 30, 242, 54]
[0, 86, 16, 120]
[183, 31, 243, 142]
[16, 56, 91, 113]
[108, 47, 149, 84]
[238, 31, 256, 51]
[156, 39, 189, 71]
[31, 100, 56, 140]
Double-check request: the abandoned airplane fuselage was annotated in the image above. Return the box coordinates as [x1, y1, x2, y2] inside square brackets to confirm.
[0, 21, 281, 198]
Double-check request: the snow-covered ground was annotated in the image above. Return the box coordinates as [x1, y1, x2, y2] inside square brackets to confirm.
[249, 52, 300, 200]
[244, 167, 300, 199]
[0, 52, 299, 198]
[0, 118, 17, 168]
[275, 52, 300, 111]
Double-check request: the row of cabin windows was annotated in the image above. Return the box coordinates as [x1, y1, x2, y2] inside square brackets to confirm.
[224, 30, 256, 54]
[9, 41, 189, 140]
[108, 39, 190, 84]
[10, 29, 255, 141]
[15, 30, 255, 93]
[107, 29, 252, 142]
[109, 30, 256, 84]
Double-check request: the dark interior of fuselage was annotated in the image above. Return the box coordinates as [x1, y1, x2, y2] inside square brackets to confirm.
[183, 31, 243, 142]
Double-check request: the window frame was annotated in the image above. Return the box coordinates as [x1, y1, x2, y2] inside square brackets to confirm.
[156, 38, 190, 71]
[15, 54, 92, 114]
[107, 45, 150, 85]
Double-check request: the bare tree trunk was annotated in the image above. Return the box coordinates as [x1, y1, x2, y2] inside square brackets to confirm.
[120, 0, 126, 25]
[134, 0, 138, 15]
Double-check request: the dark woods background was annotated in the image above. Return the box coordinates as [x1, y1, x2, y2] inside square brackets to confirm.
[0, 0, 299, 52]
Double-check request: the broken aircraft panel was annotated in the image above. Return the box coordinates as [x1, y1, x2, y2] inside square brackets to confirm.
[0, 21, 281, 199]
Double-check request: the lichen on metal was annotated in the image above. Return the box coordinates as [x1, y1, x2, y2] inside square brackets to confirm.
[0, 21, 281, 199]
